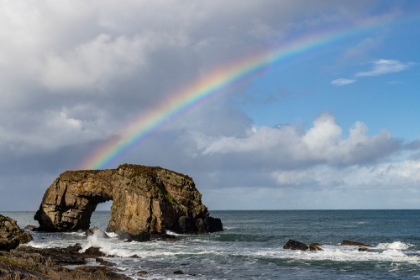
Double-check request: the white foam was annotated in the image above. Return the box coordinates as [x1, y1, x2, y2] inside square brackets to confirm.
[251, 243, 420, 264]
[79, 231, 131, 256]
[63, 231, 85, 237]
[106, 232, 118, 238]
[165, 229, 181, 236]
[376, 241, 411, 250]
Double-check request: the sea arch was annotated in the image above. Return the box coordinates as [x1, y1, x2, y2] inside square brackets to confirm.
[34, 164, 222, 240]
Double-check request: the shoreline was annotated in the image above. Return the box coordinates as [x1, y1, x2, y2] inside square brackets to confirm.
[0, 243, 134, 279]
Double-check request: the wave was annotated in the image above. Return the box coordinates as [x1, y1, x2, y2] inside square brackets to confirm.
[376, 241, 411, 250]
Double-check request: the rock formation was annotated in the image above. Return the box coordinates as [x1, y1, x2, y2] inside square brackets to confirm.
[283, 239, 323, 251]
[0, 215, 33, 251]
[0, 244, 131, 279]
[35, 164, 222, 240]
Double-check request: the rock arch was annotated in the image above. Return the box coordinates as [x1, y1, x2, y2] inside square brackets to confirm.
[35, 164, 222, 240]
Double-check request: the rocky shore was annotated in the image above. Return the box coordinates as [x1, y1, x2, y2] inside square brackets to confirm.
[1, 164, 224, 279]
[0, 215, 196, 279]
[0, 214, 130, 279]
[0, 243, 132, 280]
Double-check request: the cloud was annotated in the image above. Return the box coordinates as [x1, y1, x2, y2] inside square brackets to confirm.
[270, 159, 420, 191]
[197, 113, 401, 167]
[0, 1, 418, 210]
[331, 78, 356, 86]
[40, 34, 147, 91]
[355, 59, 415, 77]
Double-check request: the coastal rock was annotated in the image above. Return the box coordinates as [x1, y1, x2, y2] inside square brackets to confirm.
[0, 244, 130, 280]
[309, 243, 323, 251]
[0, 215, 33, 251]
[283, 239, 309, 251]
[283, 239, 323, 251]
[34, 164, 223, 240]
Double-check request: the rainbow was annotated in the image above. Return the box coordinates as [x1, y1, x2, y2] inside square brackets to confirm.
[80, 15, 403, 170]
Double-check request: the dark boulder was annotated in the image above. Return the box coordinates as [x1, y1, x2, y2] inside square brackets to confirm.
[206, 216, 223, 232]
[283, 239, 309, 251]
[83, 246, 106, 258]
[283, 239, 323, 251]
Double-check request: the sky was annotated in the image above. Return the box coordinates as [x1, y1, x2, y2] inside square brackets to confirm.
[1, 0, 420, 211]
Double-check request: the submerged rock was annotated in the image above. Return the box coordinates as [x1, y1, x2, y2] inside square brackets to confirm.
[0, 215, 33, 251]
[34, 164, 223, 241]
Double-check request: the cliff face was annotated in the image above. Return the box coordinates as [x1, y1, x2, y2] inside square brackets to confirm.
[34, 164, 222, 240]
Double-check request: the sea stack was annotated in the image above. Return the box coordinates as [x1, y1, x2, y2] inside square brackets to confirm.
[34, 164, 222, 241]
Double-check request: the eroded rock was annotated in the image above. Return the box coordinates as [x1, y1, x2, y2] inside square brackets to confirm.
[34, 164, 223, 240]
[0, 215, 33, 251]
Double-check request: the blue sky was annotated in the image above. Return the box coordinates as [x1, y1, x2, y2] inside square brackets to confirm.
[0, 1, 420, 210]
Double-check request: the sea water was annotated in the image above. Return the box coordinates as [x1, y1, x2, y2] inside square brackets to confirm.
[4, 210, 420, 279]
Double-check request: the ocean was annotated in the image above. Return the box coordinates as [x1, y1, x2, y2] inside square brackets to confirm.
[3, 210, 420, 279]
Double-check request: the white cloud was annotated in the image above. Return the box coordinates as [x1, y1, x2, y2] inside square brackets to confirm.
[355, 59, 415, 77]
[40, 34, 151, 91]
[331, 78, 356, 86]
[271, 160, 420, 189]
[199, 113, 400, 166]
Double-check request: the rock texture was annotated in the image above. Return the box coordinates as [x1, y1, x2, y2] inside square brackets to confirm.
[0, 244, 131, 280]
[35, 164, 222, 240]
[0, 215, 33, 251]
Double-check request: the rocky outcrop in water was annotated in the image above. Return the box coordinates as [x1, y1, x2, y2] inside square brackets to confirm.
[283, 239, 323, 251]
[0, 215, 33, 251]
[34, 164, 222, 240]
